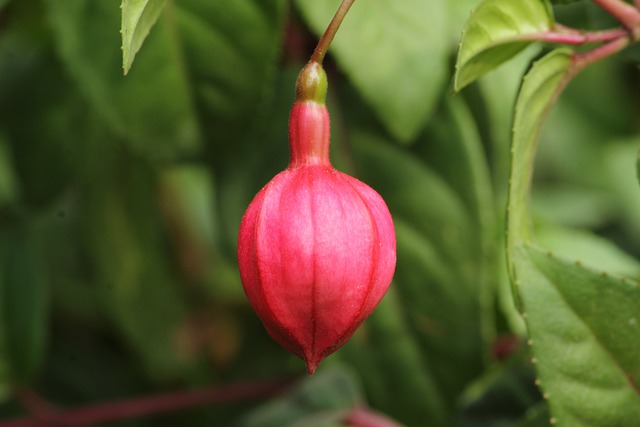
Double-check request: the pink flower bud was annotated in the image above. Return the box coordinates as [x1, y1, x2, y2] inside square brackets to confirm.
[237, 63, 396, 374]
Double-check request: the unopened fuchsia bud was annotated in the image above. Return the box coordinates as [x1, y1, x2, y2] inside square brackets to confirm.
[237, 61, 396, 375]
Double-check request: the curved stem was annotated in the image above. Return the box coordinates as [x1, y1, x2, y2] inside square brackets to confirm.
[592, 0, 640, 40]
[575, 35, 631, 71]
[310, 0, 357, 64]
[1, 380, 294, 427]
[523, 27, 627, 44]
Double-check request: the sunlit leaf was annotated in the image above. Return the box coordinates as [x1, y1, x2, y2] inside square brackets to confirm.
[121, 0, 167, 75]
[448, 0, 483, 45]
[455, 0, 554, 91]
[295, 0, 448, 142]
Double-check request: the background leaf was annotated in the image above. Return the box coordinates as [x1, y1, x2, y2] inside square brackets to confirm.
[455, 0, 554, 91]
[330, 93, 495, 425]
[536, 225, 640, 277]
[80, 161, 191, 381]
[121, 0, 168, 75]
[295, 0, 449, 142]
[457, 355, 544, 427]
[0, 137, 19, 207]
[1, 0, 639, 425]
[47, 0, 286, 161]
[0, 222, 49, 385]
[234, 366, 362, 427]
[47, 0, 200, 160]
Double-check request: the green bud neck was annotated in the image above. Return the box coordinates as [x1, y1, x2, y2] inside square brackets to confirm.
[295, 62, 328, 104]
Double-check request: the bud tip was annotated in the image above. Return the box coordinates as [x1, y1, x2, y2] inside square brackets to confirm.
[295, 61, 328, 104]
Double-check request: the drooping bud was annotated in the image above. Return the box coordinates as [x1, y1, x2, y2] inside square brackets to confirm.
[237, 61, 396, 375]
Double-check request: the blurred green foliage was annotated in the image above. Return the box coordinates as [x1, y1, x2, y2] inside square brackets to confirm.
[0, 0, 638, 425]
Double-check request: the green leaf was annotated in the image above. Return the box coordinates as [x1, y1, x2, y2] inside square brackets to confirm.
[340, 289, 448, 427]
[0, 222, 49, 384]
[513, 243, 640, 425]
[454, 0, 555, 91]
[448, 0, 484, 45]
[508, 48, 574, 250]
[457, 358, 544, 427]
[637, 147, 640, 187]
[602, 140, 640, 243]
[121, 0, 168, 75]
[47, 0, 200, 160]
[81, 162, 190, 380]
[158, 165, 244, 301]
[47, 0, 286, 161]
[536, 225, 640, 278]
[507, 47, 640, 424]
[234, 366, 362, 427]
[0, 32, 80, 208]
[477, 45, 541, 186]
[514, 403, 552, 427]
[295, 0, 449, 142]
[0, 137, 19, 207]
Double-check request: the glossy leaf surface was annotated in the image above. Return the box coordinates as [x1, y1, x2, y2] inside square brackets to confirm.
[121, 0, 168, 74]
[455, 0, 554, 91]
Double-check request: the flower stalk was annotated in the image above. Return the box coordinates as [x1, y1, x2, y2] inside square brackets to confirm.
[310, 0, 357, 64]
[592, 0, 640, 40]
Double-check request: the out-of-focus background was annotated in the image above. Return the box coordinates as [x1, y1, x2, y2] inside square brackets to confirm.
[0, 0, 639, 425]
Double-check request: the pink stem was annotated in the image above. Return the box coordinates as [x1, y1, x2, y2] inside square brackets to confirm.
[592, 0, 640, 39]
[1, 380, 294, 427]
[522, 27, 628, 44]
[575, 35, 631, 71]
[311, 0, 357, 64]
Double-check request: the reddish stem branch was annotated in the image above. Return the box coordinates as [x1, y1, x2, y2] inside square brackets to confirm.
[575, 35, 631, 71]
[592, 0, 640, 39]
[523, 27, 628, 44]
[1, 379, 294, 427]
